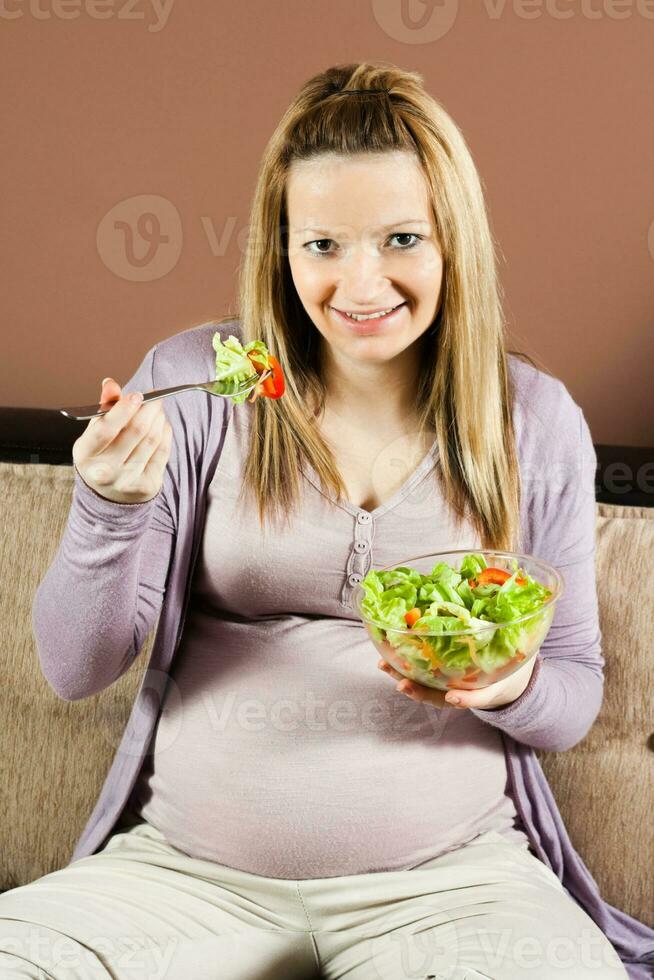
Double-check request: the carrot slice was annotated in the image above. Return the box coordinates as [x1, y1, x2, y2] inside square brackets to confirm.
[404, 608, 422, 628]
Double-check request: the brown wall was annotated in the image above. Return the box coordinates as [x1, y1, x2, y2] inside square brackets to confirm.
[2, 1, 653, 445]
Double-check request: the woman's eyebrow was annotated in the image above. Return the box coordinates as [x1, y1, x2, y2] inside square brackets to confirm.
[293, 219, 431, 234]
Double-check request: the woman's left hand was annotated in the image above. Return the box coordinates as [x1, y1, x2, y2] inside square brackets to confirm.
[377, 654, 538, 711]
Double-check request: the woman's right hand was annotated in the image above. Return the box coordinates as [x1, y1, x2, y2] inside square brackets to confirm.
[72, 377, 173, 504]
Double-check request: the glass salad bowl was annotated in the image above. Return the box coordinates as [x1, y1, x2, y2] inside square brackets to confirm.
[351, 550, 564, 692]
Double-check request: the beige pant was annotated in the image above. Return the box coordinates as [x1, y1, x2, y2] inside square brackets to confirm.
[0, 819, 628, 979]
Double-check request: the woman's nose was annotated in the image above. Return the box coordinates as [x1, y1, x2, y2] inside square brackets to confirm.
[339, 244, 389, 295]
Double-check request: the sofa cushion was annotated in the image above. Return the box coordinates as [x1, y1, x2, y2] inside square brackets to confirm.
[535, 502, 654, 927]
[1, 465, 652, 929]
[1, 463, 152, 890]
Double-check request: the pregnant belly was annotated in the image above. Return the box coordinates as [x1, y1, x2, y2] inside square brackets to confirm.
[132, 681, 520, 879]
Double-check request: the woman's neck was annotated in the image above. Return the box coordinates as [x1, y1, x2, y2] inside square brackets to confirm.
[314, 334, 430, 435]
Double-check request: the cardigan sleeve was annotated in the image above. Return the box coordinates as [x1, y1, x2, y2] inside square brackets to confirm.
[31, 343, 177, 701]
[470, 398, 604, 752]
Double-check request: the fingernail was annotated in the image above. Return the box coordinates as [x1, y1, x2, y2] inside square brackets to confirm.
[129, 391, 143, 404]
[446, 695, 461, 705]
[102, 377, 112, 386]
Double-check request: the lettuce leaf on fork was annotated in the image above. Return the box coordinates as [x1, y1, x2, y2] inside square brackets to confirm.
[211, 332, 273, 404]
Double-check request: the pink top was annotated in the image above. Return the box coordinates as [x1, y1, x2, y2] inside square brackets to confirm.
[31, 319, 654, 977]
[132, 394, 530, 877]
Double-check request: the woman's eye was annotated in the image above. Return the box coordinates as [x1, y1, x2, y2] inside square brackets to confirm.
[389, 233, 421, 249]
[304, 233, 422, 257]
[305, 239, 333, 255]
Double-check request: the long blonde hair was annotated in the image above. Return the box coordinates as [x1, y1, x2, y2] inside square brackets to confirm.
[214, 61, 541, 551]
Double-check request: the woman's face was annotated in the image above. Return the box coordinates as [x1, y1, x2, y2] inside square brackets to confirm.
[285, 150, 444, 363]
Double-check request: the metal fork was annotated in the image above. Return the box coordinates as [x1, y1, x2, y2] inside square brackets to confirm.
[59, 370, 273, 421]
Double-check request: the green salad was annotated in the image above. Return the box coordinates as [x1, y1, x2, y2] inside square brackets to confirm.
[360, 552, 553, 682]
[211, 332, 277, 404]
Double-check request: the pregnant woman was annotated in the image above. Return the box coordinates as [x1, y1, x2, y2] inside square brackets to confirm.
[3, 61, 652, 979]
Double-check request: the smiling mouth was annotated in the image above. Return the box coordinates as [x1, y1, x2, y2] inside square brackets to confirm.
[332, 302, 406, 321]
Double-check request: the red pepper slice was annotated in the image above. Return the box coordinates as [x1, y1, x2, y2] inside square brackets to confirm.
[247, 352, 285, 400]
[261, 355, 285, 398]
[477, 567, 511, 585]
[470, 567, 527, 587]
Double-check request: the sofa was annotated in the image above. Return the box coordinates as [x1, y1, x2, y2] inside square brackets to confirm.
[1, 408, 652, 931]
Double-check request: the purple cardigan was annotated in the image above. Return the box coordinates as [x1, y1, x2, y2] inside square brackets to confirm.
[32, 320, 654, 979]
